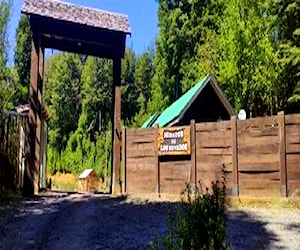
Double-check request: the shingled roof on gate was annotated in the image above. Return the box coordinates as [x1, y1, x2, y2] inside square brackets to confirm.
[22, 0, 131, 34]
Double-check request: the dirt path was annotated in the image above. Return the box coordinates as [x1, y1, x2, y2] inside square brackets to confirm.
[0, 193, 299, 249]
[0, 193, 173, 250]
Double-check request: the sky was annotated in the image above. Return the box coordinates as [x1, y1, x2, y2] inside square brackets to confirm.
[7, 0, 159, 65]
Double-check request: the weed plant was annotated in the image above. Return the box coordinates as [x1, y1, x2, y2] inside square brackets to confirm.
[150, 171, 227, 250]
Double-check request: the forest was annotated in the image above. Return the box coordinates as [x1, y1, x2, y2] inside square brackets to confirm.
[0, 0, 299, 177]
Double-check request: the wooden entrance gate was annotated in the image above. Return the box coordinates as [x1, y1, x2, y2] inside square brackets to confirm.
[22, 0, 130, 194]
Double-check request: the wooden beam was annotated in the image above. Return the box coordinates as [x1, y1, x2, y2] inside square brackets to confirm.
[111, 56, 122, 194]
[36, 41, 45, 191]
[278, 111, 287, 197]
[231, 115, 239, 196]
[41, 36, 119, 59]
[31, 16, 127, 58]
[25, 31, 40, 195]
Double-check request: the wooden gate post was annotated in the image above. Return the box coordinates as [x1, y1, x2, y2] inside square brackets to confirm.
[111, 55, 122, 194]
[231, 115, 239, 196]
[278, 111, 287, 197]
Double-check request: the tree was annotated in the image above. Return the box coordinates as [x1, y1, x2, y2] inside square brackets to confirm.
[79, 56, 112, 136]
[216, 0, 278, 116]
[0, 0, 12, 110]
[149, 0, 223, 113]
[44, 53, 82, 154]
[135, 51, 153, 116]
[14, 15, 31, 105]
[273, 0, 300, 112]
[121, 48, 137, 125]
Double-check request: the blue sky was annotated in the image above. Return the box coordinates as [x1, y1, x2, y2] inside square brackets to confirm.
[7, 0, 159, 65]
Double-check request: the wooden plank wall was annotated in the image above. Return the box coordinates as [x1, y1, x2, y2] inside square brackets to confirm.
[124, 113, 300, 197]
[124, 128, 157, 193]
[196, 121, 233, 194]
[237, 116, 280, 196]
[285, 114, 300, 196]
[159, 157, 191, 194]
[0, 114, 27, 191]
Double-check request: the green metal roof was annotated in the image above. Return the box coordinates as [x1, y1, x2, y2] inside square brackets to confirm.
[151, 75, 210, 128]
[141, 111, 160, 128]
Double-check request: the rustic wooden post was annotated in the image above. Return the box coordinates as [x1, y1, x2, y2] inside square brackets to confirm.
[231, 115, 239, 196]
[37, 40, 45, 191]
[278, 111, 287, 197]
[111, 56, 122, 194]
[154, 125, 160, 195]
[190, 120, 196, 186]
[121, 127, 126, 194]
[26, 31, 42, 195]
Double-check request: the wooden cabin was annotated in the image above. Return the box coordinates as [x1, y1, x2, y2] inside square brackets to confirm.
[142, 75, 234, 128]
[78, 169, 99, 193]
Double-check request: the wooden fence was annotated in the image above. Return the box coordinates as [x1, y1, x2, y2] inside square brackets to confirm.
[122, 112, 300, 197]
[0, 112, 28, 191]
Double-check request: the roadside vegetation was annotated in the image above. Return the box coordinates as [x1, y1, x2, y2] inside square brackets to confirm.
[150, 179, 227, 250]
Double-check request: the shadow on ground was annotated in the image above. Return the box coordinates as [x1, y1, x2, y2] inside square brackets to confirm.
[0, 192, 281, 250]
[287, 222, 300, 234]
[227, 209, 278, 249]
[0, 193, 178, 249]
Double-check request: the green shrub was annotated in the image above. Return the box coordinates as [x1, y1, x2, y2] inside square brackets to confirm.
[151, 179, 227, 250]
[47, 130, 111, 178]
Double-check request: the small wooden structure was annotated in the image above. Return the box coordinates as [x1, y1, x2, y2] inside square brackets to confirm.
[78, 169, 99, 193]
[142, 75, 234, 128]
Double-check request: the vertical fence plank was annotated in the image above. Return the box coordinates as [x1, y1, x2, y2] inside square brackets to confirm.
[122, 127, 126, 194]
[231, 116, 239, 196]
[278, 111, 287, 197]
[154, 127, 160, 195]
[190, 120, 196, 186]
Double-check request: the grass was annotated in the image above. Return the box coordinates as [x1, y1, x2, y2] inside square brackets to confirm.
[48, 173, 78, 192]
[227, 196, 300, 209]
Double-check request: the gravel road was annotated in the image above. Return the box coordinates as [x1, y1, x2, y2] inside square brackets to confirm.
[0, 193, 299, 249]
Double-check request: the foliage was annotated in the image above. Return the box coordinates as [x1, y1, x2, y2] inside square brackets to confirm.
[0, 0, 12, 110]
[216, 0, 279, 116]
[80, 56, 112, 134]
[274, 0, 300, 112]
[150, 180, 227, 250]
[133, 50, 154, 126]
[149, 0, 223, 113]
[44, 53, 82, 153]
[121, 48, 138, 125]
[44, 53, 115, 177]
[151, 0, 300, 117]
[14, 15, 31, 105]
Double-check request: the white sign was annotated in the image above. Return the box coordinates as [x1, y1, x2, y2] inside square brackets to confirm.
[238, 109, 246, 120]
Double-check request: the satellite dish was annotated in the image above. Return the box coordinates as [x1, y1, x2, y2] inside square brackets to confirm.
[238, 109, 246, 120]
